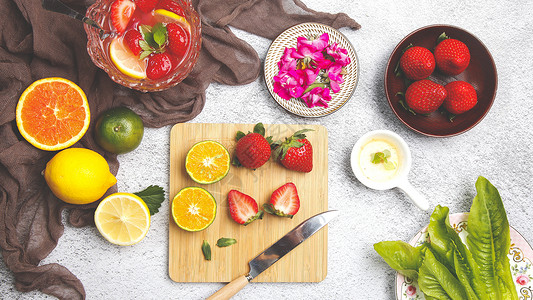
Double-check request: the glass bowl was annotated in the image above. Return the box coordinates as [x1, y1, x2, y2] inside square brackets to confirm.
[85, 0, 201, 92]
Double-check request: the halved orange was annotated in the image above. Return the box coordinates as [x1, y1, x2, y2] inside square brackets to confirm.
[16, 77, 90, 151]
[171, 187, 216, 232]
[185, 140, 230, 184]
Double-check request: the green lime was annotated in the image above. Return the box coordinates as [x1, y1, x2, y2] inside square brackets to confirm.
[95, 107, 144, 154]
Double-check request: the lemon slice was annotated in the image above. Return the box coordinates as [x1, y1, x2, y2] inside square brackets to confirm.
[109, 38, 147, 79]
[95, 193, 151, 246]
[154, 9, 190, 31]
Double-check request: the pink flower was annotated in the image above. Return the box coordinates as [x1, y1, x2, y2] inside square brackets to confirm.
[277, 47, 298, 72]
[301, 86, 331, 108]
[273, 69, 307, 100]
[516, 275, 530, 286]
[326, 42, 351, 67]
[292, 33, 329, 61]
[405, 285, 417, 297]
[326, 64, 344, 93]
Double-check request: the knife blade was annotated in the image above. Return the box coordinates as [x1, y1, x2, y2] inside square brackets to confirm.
[207, 210, 339, 300]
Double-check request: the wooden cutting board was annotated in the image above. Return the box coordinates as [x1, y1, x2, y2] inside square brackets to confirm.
[168, 123, 328, 282]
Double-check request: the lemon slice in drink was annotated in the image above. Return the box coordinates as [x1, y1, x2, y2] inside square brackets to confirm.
[94, 193, 151, 246]
[154, 9, 190, 31]
[109, 38, 147, 79]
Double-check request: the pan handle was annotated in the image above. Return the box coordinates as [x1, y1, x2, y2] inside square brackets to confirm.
[206, 274, 250, 300]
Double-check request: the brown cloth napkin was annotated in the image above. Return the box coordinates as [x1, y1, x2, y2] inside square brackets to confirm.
[0, 0, 359, 298]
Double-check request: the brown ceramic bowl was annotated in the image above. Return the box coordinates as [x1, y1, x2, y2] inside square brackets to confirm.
[384, 25, 497, 137]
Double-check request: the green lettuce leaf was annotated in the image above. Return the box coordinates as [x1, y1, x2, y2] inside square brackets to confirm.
[373, 240, 425, 279]
[428, 205, 482, 299]
[466, 176, 518, 300]
[418, 249, 467, 300]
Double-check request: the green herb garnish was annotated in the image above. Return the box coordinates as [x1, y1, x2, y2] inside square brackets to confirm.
[202, 240, 211, 261]
[134, 185, 165, 215]
[216, 238, 237, 247]
[371, 150, 396, 170]
[138, 23, 168, 59]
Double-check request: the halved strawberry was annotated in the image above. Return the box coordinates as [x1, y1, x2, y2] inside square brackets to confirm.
[111, 0, 136, 33]
[228, 190, 263, 225]
[124, 29, 143, 56]
[263, 183, 300, 218]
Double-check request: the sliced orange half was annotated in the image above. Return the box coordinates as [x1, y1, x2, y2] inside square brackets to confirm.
[109, 38, 147, 79]
[16, 77, 90, 151]
[185, 140, 230, 184]
[172, 187, 216, 232]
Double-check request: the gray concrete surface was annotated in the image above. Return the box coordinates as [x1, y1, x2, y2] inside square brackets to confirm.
[2, 0, 533, 299]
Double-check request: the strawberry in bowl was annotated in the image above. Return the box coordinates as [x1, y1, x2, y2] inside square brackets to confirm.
[84, 0, 201, 91]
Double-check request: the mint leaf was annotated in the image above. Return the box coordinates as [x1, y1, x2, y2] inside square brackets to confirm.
[153, 23, 167, 47]
[140, 24, 158, 49]
[134, 185, 165, 215]
[383, 149, 391, 158]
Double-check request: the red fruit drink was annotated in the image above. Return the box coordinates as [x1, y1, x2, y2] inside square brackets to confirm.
[85, 0, 201, 91]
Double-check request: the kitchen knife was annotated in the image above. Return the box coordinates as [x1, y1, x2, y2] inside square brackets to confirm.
[207, 210, 339, 300]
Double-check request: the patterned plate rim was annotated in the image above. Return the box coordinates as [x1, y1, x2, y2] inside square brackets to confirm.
[394, 212, 533, 299]
[263, 22, 359, 118]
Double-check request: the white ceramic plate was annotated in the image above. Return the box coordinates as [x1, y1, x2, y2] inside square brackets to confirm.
[264, 22, 359, 117]
[396, 213, 533, 299]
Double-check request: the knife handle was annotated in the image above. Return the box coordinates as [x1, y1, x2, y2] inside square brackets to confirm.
[207, 274, 250, 300]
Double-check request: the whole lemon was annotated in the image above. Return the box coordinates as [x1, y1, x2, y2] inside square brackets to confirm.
[44, 148, 117, 205]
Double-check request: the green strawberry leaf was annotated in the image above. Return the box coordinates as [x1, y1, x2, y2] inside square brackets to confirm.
[253, 123, 265, 136]
[235, 131, 245, 141]
[396, 92, 417, 116]
[292, 129, 313, 139]
[134, 185, 165, 216]
[437, 32, 449, 45]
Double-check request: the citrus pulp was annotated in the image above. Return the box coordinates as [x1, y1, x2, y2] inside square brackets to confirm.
[171, 187, 216, 232]
[185, 140, 230, 184]
[94, 193, 151, 246]
[16, 77, 90, 151]
[95, 106, 144, 154]
[109, 38, 147, 79]
[44, 148, 117, 204]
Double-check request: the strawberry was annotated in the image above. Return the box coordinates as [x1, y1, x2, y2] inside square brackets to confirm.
[228, 190, 263, 225]
[157, 0, 185, 16]
[434, 34, 470, 75]
[263, 183, 300, 218]
[135, 0, 158, 13]
[272, 129, 313, 173]
[443, 81, 477, 114]
[233, 123, 272, 169]
[146, 52, 173, 80]
[110, 0, 136, 33]
[399, 46, 435, 80]
[124, 29, 143, 56]
[166, 23, 190, 58]
[404, 79, 447, 114]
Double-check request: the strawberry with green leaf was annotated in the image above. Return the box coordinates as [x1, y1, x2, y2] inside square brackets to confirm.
[233, 123, 273, 169]
[272, 129, 313, 173]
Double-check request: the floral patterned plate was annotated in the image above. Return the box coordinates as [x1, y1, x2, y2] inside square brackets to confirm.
[396, 213, 533, 299]
[264, 22, 359, 117]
